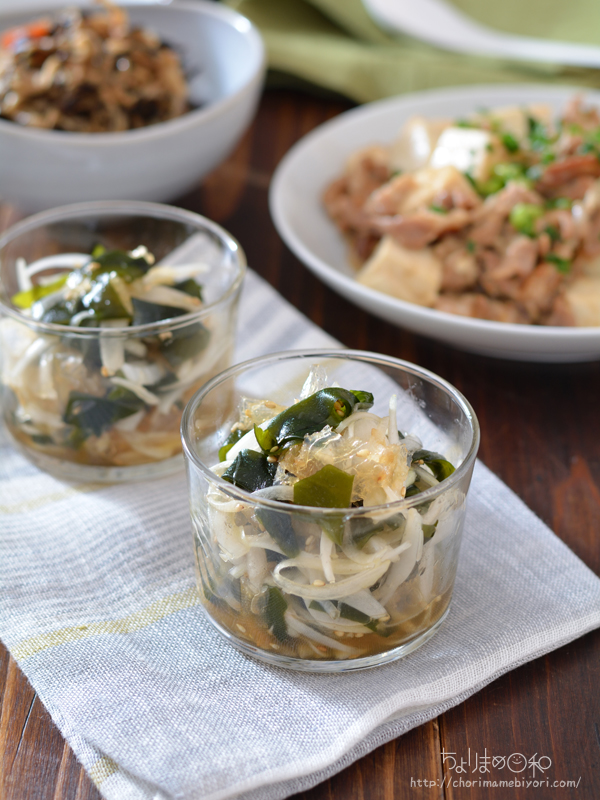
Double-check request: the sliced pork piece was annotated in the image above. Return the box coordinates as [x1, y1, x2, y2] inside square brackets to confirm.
[484, 235, 538, 282]
[560, 95, 600, 132]
[537, 155, 600, 195]
[322, 146, 390, 234]
[434, 293, 529, 323]
[469, 183, 544, 246]
[363, 166, 480, 249]
[516, 263, 564, 322]
[365, 166, 480, 217]
[372, 208, 472, 250]
[437, 245, 479, 292]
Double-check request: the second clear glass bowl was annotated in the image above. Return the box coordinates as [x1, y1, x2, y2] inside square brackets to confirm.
[181, 349, 480, 671]
[0, 201, 245, 482]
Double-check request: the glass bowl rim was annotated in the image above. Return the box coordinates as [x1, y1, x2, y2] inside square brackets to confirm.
[0, 200, 246, 337]
[181, 347, 481, 516]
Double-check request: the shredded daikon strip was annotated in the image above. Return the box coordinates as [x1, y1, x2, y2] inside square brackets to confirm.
[274, 559, 390, 600]
[121, 361, 165, 387]
[374, 509, 422, 606]
[320, 532, 335, 584]
[413, 464, 439, 488]
[342, 590, 388, 619]
[109, 376, 158, 405]
[131, 284, 201, 311]
[387, 394, 399, 445]
[22, 253, 88, 282]
[336, 410, 381, 435]
[113, 409, 144, 432]
[16, 257, 32, 292]
[247, 548, 268, 590]
[241, 532, 284, 554]
[229, 563, 247, 579]
[303, 606, 371, 634]
[9, 337, 53, 382]
[284, 613, 360, 655]
[141, 263, 209, 289]
[70, 310, 96, 326]
[278, 551, 386, 576]
[124, 339, 147, 358]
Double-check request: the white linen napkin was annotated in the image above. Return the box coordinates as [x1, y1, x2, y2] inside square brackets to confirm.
[1, 269, 599, 800]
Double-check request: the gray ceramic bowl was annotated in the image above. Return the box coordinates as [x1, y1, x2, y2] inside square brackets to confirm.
[0, 0, 265, 212]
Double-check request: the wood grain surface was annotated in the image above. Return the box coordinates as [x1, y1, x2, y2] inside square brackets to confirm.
[1, 87, 599, 800]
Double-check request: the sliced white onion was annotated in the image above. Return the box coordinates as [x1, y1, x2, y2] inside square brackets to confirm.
[229, 562, 247, 580]
[401, 433, 423, 456]
[387, 394, 399, 445]
[342, 589, 389, 619]
[173, 339, 226, 385]
[37, 348, 58, 401]
[121, 360, 165, 387]
[209, 506, 248, 560]
[20, 403, 64, 429]
[70, 310, 96, 326]
[413, 464, 439, 488]
[206, 485, 242, 514]
[247, 548, 269, 591]
[320, 532, 335, 584]
[277, 551, 382, 576]
[336, 410, 381, 435]
[113, 408, 144, 432]
[141, 263, 209, 289]
[131, 284, 201, 311]
[374, 509, 422, 606]
[242, 532, 283, 554]
[304, 598, 338, 619]
[274, 559, 390, 600]
[16, 257, 32, 292]
[124, 339, 147, 358]
[109, 376, 158, 405]
[284, 613, 360, 655]
[303, 606, 371, 634]
[9, 337, 53, 382]
[22, 253, 88, 282]
[99, 320, 128, 375]
[252, 485, 294, 502]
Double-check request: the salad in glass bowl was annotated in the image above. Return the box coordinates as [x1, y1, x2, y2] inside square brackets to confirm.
[0, 201, 245, 481]
[182, 350, 479, 671]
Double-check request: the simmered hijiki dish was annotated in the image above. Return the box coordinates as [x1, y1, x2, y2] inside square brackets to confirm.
[192, 374, 461, 661]
[1, 245, 223, 467]
[324, 97, 600, 326]
[0, 2, 189, 132]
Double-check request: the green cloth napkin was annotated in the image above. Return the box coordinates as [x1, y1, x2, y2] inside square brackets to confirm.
[225, 0, 600, 102]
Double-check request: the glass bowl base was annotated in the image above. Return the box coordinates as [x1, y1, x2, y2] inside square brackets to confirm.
[8, 435, 185, 483]
[203, 604, 451, 672]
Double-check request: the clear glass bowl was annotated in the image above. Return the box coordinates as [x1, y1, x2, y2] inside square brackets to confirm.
[181, 349, 480, 672]
[0, 200, 245, 482]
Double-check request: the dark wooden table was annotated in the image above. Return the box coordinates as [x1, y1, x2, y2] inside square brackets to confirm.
[1, 87, 599, 800]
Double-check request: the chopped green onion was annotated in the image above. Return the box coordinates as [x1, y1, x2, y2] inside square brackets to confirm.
[545, 254, 571, 273]
[509, 203, 544, 237]
[11, 273, 68, 309]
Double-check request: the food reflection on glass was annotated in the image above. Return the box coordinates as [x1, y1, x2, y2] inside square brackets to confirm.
[0, 202, 245, 481]
[0, 2, 190, 132]
[323, 97, 600, 326]
[182, 351, 479, 671]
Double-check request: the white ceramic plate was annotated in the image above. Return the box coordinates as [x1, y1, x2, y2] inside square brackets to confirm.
[269, 84, 600, 362]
